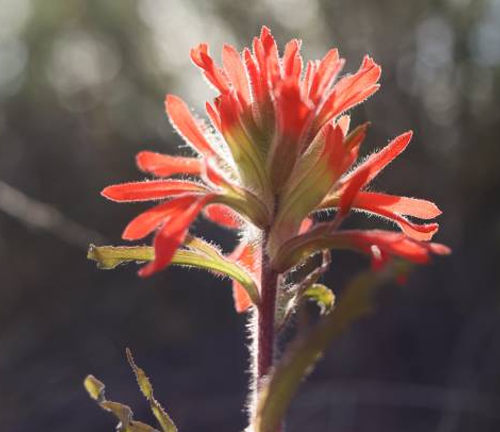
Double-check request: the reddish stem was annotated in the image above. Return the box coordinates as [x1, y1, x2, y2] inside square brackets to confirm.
[254, 230, 283, 432]
[257, 248, 278, 381]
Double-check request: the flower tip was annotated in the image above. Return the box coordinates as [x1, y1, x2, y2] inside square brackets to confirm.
[260, 25, 272, 38]
[358, 121, 371, 133]
[121, 233, 134, 241]
[430, 243, 452, 256]
[100, 186, 115, 201]
[190, 42, 209, 64]
[164, 94, 179, 115]
[428, 202, 443, 218]
[363, 55, 381, 70]
[135, 151, 151, 171]
[165, 94, 180, 109]
[389, 130, 413, 152]
[222, 42, 236, 53]
[411, 222, 440, 241]
[121, 226, 141, 241]
[137, 265, 154, 278]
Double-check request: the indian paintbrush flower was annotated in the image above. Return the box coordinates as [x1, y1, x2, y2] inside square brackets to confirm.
[102, 26, 448, 307]
[91, 26, 451, 432]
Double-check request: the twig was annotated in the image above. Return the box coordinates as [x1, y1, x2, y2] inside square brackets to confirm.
[0, 179, 106, 248]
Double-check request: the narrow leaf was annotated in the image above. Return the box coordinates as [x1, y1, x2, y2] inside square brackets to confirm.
[84, 375, 105, 402]
[83, 375, 160, 432]
[87, 244, 261, 306]
[126, 349, 178, 432]
[87, 244, 155, 270]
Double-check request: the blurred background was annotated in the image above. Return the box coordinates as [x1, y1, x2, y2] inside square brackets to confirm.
[1, 0, 500, 430]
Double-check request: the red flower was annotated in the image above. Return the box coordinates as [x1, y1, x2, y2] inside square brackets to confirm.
[101, 26, 448, 311]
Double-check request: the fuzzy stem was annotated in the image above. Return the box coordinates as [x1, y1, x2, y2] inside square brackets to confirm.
[257, 238, 278, 381]
[251, 229, 283, 432]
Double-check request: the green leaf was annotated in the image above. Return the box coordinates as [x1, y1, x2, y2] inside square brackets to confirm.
[83, 375, 160, 432]
[87, 244, 155, 270]
[87, 243, 261, 307]
[84, 374, 105, 401]
[184, 235, 224, 259]
[254, 264, 409, 432]
[303, 283, 335, 314]
[126, 349, 178, 432]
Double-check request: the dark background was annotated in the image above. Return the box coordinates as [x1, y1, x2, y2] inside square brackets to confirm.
[1, 0, 500, 431]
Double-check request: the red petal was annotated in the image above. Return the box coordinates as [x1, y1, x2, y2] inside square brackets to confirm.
[123, 195, 200, 240]
[165, 95, 217, 157]
[428, 242, 452, 255]
[342, 190, 441, 241]
[204, 204, 241, 229]
[335, 56, 381, 98]
[101, 180, 207, 202]
[229, 242, 259, 313]
[283, 39, 303, 81]
[338, 166, 371, 216]
[389, 216, 439, 241]
[136, 151, 202, 177]
[218, 92, 242, 132]
[324, 123, 350, 176]
[232, 281, 253, 313]
[335, 230, 450, 264]
[316, 55, 381, 128]
[138, 196, 212, 277]
[202, 158, 223, 187]
[190, 43, 230, 94]
[205, 101, 222, 133]
[248, 27, 281, 110]
[308, 49, 344, 104]
[274, 79, 312, 138]
[243, 48, 266, 106]
[336, 115, 350, 135]
[222, 44, 250, 105]
[255, 26, 280, 88]
[340, 131, 413, 191]
[353, 192, 442, 219]
[302, 60, 316, 96]
[357, 203, 440, 241]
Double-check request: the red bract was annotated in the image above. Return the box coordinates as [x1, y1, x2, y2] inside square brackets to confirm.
[229, 242, 260, 313]
[101, 26, 448, 311]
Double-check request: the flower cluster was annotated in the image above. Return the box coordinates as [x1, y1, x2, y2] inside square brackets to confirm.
[102, 27, 449, 312]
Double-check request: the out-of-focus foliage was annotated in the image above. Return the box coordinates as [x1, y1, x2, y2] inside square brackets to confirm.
[303, 284, 336, 314]
[1, 0, 500, 431]
[254, 263, 409, 432]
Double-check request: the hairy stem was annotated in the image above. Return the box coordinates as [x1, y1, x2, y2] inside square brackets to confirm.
[250, 229, 283, 431]
[257, 237, 278, 381]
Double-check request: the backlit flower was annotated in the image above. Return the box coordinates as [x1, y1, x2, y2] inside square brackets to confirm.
[101, 26, 449, 310]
